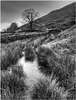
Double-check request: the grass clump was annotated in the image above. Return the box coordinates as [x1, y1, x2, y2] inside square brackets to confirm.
[37, 46, 57, 76]
[1, 44, 13, 70]
[24, 46, 36, 62]
[1, 42, 25, 70]
[1, 65, 28, 100]
[31, 78, 69, 100]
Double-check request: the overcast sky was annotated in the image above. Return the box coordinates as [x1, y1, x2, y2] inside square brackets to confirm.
[1, 0, 74, 31]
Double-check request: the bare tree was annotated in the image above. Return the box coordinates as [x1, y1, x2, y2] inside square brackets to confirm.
[22, 9, 39, 32]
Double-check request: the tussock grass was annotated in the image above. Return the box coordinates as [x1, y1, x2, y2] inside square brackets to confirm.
[31, 78, 69, 100]
[1, 65, 28, 100]
[1, 41, 26, 70]
[1, 44, 75, 100]
[1, 44, 13, 70]
[24, 46, 36, 62]
[63, 55, 75, 77]
[36, 46, 74, 91]
[37, 46, 57, 76]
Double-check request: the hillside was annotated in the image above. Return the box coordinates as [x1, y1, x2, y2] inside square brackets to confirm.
[1, 24, 76, 100]
[1, 2, 76, 100]
[41, 24, 76, 57]
[20, 2, 76, 31]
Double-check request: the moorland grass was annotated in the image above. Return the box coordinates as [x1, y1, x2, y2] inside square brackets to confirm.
[1, 44, 75, 100]
[31, 78, 69, 100]
[1, 65, 28, 100]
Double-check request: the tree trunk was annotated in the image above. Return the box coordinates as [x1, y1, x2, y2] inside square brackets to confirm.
[30, 21, 33, 32]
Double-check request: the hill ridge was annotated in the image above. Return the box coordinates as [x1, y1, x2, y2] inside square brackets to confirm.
[20, 2, 75, 31]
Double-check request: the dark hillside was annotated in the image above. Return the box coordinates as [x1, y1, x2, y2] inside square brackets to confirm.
[20, 2, 76, 31]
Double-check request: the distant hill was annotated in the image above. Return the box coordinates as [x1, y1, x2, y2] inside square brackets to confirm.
[20, 2, 76, 31]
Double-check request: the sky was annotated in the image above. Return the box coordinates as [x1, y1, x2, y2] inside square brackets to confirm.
[1, 0, 74, 31]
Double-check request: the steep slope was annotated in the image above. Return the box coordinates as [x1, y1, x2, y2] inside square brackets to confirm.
[37, 2, 75, 23]
[41, 24, 76, 63]
[36, 2, 75, 30]
[21, 2, 75, 31]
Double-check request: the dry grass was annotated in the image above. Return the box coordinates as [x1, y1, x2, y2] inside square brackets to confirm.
[1, 39, 76, 100]
[1, 41, 26, 70]
[31, 78, 69, 100]
[1, 65, 28, 100]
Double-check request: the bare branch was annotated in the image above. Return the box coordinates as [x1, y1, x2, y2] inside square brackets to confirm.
[21, 8, 40, 31]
